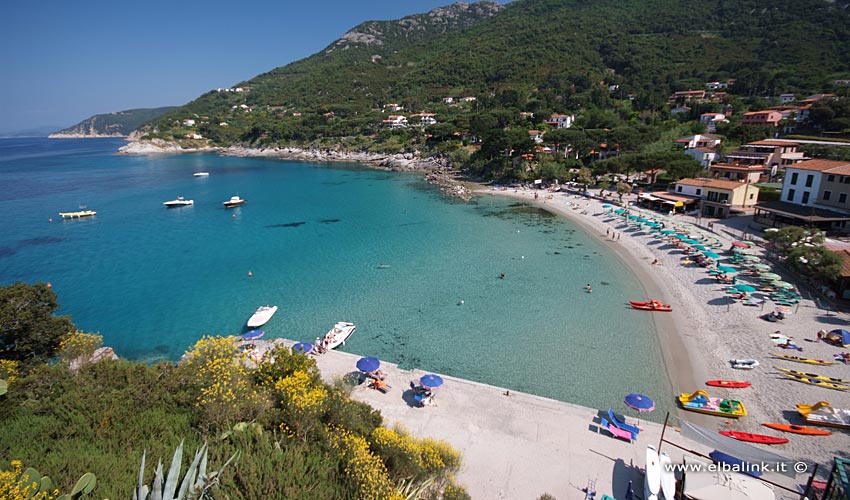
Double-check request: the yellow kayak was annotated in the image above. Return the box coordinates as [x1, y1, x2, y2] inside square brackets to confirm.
[784, 374, 849, 391]
[776, 367, 850, 384]
[770, 354, 836, 365]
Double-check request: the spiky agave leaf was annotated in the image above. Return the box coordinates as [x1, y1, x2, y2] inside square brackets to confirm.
[162, 440, 184, 500]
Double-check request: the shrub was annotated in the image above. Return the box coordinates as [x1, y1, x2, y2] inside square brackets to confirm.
[58, 331, 102, 365]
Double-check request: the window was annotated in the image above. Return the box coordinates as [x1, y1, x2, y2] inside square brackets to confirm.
[787, 189, 795, 201]
[828, 175, 836, 182]
[824, 191, 832, 201]
[844, 176, 850, 184]
[790, 172, 798, 185]
[696, 188, 702, 196]
[802, 191, 810, 204]
[677, 185, 682, 192]
[749, 193, 754, 199]
[841, 193, 848, 204]
[805, 174, 814, 187]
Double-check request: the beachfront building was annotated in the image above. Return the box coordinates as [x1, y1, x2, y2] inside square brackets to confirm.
[673, 178, 759, 218]
[718, 140, 805, 181]
[754, 159, 850, 234]
[708, 163, 764, 183]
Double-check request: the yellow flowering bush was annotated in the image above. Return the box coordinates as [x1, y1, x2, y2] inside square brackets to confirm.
[181, 336, 266, 428]
[329, 426, 403, 500]
[58, 330, 102, 363]
[370, 426, 461, 476]
[275, 369, 327, 439]
[0, 359, 19, 383]
[0, 460, 59, 500]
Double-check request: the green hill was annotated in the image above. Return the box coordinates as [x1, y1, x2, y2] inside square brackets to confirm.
[141, 0, 850, 148]
[51, 106, 176, 138]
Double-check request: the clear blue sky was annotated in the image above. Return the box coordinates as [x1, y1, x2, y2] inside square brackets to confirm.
[0, 0, 508, 133]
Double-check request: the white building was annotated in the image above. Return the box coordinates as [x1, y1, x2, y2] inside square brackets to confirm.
[545, 113, 575, 129]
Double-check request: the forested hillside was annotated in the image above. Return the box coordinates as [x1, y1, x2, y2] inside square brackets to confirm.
[51, 107, 175, 138]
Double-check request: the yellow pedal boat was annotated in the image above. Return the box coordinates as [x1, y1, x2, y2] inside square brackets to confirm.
[678, 390, 747, 418]
[796, 401, 850, 429]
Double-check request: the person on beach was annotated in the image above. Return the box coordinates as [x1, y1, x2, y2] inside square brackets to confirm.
[586, 283, 592, 293]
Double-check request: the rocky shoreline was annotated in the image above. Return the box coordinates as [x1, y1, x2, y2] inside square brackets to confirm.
[118, 140, 473, 200]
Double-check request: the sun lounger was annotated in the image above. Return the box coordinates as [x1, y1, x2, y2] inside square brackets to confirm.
[608, 408, 641, 435]
[601, 417, 635, 442]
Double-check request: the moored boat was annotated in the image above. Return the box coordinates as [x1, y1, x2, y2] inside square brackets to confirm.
[322, 321, 356, 350]
[761, 423, 831, 436]
[782, 373, 849, 391]
[193, 172, 210, 177]
[770, 353, 835, 365]
[629, 300, 672, 312]
[644, 446, 661, 500]
[706, 380, 751, 388]
[796, 401, 850, 429]
[223, 196, 246, 208]
[59, 209, 96, 219]
[246, 305, 278, 328]
[718, 431, 788, 445]
[163, 196, 194, 207]
[678, 390, 747, 418]
[730, 359, 759, 370]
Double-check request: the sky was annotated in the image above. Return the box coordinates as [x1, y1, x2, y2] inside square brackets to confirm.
[0, 0, 509, 134]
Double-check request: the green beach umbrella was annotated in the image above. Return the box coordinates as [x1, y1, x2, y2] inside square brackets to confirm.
[703, 251, 721, 259]
[602, 204, 612, 208]
[682, 239, 699, 245]
[614, 209, 626, 214]
[694, 245, 708, 251]
[733, 284, 757, 293]
[661, 229, 676, 235]
[675, 234, 688, 240]
[628, 215, 640, 220]
[717, 265, 737, 274]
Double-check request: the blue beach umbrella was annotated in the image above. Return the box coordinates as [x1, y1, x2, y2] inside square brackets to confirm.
[703, 251, 721, 259]
[241, 329, 264, 341]
[624, 393, 655, 412]
[420, 374, 444, 389]
[602, 204, 612, 208]
[356, 356, 381, 373]
[661, 229, 676, 235]
[733, 284, 757, 293]
[717, 265, 737, 274]
[694, 245, 708, 251]
[682, 238, 699, 245]
[614, 209, 626, 214]
[628, 215, 640, 220]
[292, 342, 313, 354]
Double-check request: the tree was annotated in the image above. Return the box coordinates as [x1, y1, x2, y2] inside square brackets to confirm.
[763, 226, 822, 254]
[576, 167, 593, 192]
[0, 282, 74, 366]
[616, 181, 632, 203]
[597, 177, 610, 196]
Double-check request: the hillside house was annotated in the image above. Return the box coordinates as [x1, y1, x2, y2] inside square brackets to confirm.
[669, 90, 706, 103]
[442, 97, 454, 104]
[383, 103, 404, 112]
[739, 110, 783, 127]
[726, 140, 804, 172]
[410, 113, 437, 126]
[528, 130, 544, 144]
[755, 159, 850, 234]
[382, 115, 408, 129]
[546, 114, 575, 129]
[708, 164, 765, 183]
[183, 119, 196, 127]
[676, 134, 722, 150]
[684, 147, 718, 169]
[519, 112, 535, 119]
[460, 96, 477, 102]
[779, 94, 796, 104]
[699, 113, 728, 132]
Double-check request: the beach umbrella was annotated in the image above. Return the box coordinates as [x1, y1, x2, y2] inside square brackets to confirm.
[628, 214, 640, 220]
[602, 204, 612, 208]
[760, 273, 782, 281]
[660, 229, 676, 235]
[742, 255, 761, 261]
[753, 264, 771, 271]
[773, 281, 795, 289]
[356, 356, 381, 373]
[733, 284, 757, 293]
[682, 238, 700, 245]
[241, 329, 264, 341]
[694, 245, 708, 251]
[624, 393, 655, 412]
[644, 222, 659, 228]
[420, 374, 444, 389]
[717, 265, 737, 274]
[292, 342, 313, 354]
[703, 251, 721, 259]
[731, 241, 751, 249]
[614, 209, 626, 214]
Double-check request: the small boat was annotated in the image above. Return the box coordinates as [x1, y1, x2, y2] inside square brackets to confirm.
[797, 401, 850, 429]
[246, 305, 278, 328]
[730, 359, 759, 370]
[322, 321, 356, 350]
[629, 300, 672, 312]
[59, 210, 96, 219]
[770, 353, 835, 365]
[708, 450, 762, 478]
[644, 446, 661, 500]
[659, 452, 676, 500]
[761, 423, 831, 436]
[776, 368, 850, 384]
[718, 431, 789, 444]
[678, 390, 747, 418]
[163, 196, 194, 207]
[223, 196, 246, 208]
[706, 380, 751, 388]
[782, 373, 849, 391]
[193, 172, 210, 177]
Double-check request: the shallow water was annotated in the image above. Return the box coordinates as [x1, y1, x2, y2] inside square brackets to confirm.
[0, 138, 672, 419]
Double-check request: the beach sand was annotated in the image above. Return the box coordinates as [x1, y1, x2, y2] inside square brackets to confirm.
[482, 187, 850, 470]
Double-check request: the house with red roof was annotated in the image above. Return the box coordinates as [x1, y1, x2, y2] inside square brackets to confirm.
[739, 110, 783, 127]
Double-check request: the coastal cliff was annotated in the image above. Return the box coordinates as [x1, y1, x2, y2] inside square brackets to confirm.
[50, 107, 176, 138]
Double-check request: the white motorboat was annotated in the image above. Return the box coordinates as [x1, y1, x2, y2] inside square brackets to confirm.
[193, 172, 210, 177]
[644, 445, 661, 500]
[223, 196, 246, 208]
[730, 358, 759, 370]
[246, 305, 278, 327]
[163, 196, 194, 207]
[322, 321, 356, 350]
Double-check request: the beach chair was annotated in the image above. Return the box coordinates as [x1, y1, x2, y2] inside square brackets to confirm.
[369, 378, 391, 394]
[600, 417, 635, 442]
[607, 408, 641, 435]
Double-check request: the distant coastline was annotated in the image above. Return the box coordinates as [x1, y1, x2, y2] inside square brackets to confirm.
[48, 132, 126, 139]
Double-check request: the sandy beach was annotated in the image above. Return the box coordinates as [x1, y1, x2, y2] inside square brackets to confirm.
[480, 186, 850, 468]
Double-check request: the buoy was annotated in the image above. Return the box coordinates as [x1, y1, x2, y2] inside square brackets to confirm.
[232, 214, 237, 218]
[458, 299, 464, 305]
[47, 282, 52, 288]
[48, 218, 53, 222]
[248, 271, 253, 277]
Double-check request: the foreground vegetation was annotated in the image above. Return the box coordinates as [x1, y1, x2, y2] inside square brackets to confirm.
[0, 283, 468, 499]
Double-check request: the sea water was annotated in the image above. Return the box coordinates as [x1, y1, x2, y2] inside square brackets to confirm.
[0, 138, 672, 419]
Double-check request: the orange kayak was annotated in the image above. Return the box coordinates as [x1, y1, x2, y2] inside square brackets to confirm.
[761, 423, 832, 436]
[630, 300, 673, 312]
[706, 380, 751, 389]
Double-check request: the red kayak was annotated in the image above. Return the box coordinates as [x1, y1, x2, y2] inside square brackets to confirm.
[761, 423, 832, 436]
[706, 380, 751, 389]
[629, 300, 673, 312]
[719, 431, 789, 444]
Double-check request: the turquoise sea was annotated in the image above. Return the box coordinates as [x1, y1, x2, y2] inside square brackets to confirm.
[0, 138, 672, 418]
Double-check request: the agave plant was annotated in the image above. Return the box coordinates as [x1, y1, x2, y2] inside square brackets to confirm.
[133, 441, 237, 500]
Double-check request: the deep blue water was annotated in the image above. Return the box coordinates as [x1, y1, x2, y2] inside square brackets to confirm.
[0, 138, 672, 416]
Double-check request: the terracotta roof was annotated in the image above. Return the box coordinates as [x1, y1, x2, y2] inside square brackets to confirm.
[675, 178, 712, 187]
[705, 179, 748, 190]
[710, 164, 766, 172]
[747, 140, 799, 147]
[785, 159, 850, 172]
[694, 147, 716, 153]
[837, 250, 850, 278]
[653, 191, 700, 203]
